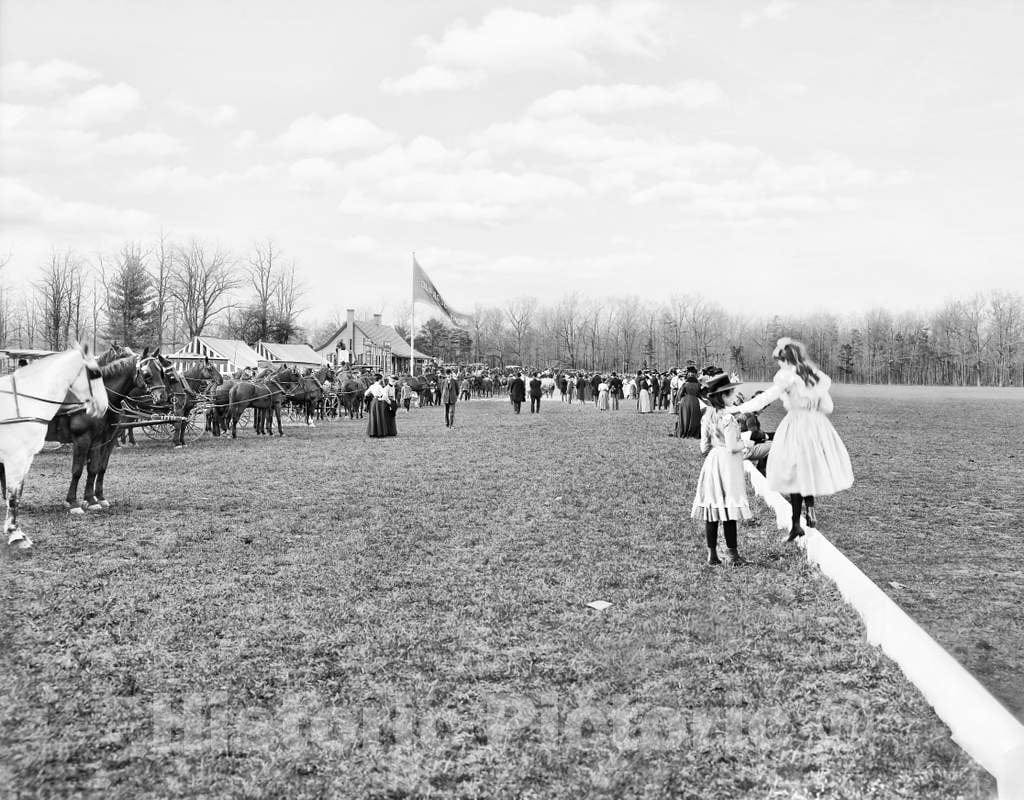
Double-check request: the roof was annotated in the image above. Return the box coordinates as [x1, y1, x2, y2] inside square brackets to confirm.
[173, 336, 263, 370]
[255, 341, 325, 366]
[314, 320, 430, 360]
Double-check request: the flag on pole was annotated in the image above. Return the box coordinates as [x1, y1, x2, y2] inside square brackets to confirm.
[412, 257, 474, 328]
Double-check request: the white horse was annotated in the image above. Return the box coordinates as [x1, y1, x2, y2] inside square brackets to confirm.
[0, 346, 108, 549]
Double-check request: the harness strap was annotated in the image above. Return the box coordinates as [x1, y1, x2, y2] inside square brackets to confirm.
[12, 373, 20, 417]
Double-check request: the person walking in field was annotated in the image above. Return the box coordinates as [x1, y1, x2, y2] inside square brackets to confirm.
[608, 372, 622, 410]
[509, 372, 526, 414]
[529, 372, 543, 414]
[676, 367, 702, 438]
[691, 373, 751, 566]
[400, 380, 413, 412]
[596, 377, 610, 410]
[728, 337, 853, 541]
[440, 369, 459, 428]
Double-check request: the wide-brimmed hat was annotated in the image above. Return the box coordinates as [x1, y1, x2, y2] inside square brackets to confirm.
[704, 372, 742, 396]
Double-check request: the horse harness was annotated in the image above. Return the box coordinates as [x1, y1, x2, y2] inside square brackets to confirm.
[0, 364, 102, 426]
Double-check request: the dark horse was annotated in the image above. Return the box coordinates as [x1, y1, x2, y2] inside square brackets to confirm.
[337, 372, 370, 419]
[44, 345, 157, 513]
[284, 368, 323, 428]
[148, 353, 221, 447]
[227, 365, 297, 438]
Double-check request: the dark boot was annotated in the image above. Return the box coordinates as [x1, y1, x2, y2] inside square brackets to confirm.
[725, 548, 745, 566]
[786, 526, 805, 543]
[804, 497, 817, 528]
[707, 547, 721, 566]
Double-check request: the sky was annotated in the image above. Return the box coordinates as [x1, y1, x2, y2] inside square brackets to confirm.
[2, 0, 1023, 330]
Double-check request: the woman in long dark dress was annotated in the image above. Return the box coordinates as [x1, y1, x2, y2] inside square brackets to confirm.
[678, 368, 702, 438]
[365, 375, 397, 438]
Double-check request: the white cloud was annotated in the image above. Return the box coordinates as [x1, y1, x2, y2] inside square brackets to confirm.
[166, 98, 238, 127]
[62, 82, 140, 126]
[384, 3, 663, 91]
[528, 81, 727, 117]
[339, 168, 585, 223]
[288, 157, 342, 188]
[334, 235, 380, 255]
[0, 59, 100, 96]
[276, 113, 395, 154]
[741, 0, 796, 29]
[232, 130, 258, 149]
[97, 131, 186, 158]
[0, 177, 153, 232]
[380, 65, 484, 94]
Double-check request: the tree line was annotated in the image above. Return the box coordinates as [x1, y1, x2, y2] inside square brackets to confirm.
[0, 237, 304, 354]
[390, 291, 1024, 387]
[3, 245, 1022, 386]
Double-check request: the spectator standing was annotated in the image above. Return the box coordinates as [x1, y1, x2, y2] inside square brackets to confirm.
[440, 369, 459, 428]
[529, 372, 543, 414]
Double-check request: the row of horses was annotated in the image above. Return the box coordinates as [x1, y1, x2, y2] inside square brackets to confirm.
[0, 346, 381, 549]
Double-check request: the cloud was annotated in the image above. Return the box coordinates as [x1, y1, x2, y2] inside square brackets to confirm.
[166, 98, 238, 127]
[339, 168, 585, 223]
[528, 81, 727, 116]
[62, 82, 140, 126]
[0, 177, 153, 233]
[383, 3, 663, 91]
[380, 65, 485, 95]
[232, 130, 258, 149]
[122, 164, 273, 194]
[333, 235, 380, 255]
[741, 0, 796, 29]
[0, 59, 100, 96]
[276, 113, 395, 154]
[97, 131, 186, 158]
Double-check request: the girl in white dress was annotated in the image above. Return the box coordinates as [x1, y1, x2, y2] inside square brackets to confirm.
[690, 373, 750, 566]
[637, 373, 653, 413]
[596, 379, 610, 410]
[730, 337, 853, 541]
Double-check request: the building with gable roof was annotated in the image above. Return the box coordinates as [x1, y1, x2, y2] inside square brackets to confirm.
[313, 309, 431, 374]
[168, 335, 263, 377]
[253, 341, 325, 370]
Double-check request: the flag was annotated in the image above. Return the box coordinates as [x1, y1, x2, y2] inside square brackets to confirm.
[413, 257, 474, 328]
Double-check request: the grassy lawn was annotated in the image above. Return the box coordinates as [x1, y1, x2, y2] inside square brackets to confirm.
[0, 392, 1006, 799]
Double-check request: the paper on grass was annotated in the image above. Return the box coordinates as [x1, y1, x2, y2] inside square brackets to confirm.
[586, 601, 612, 611]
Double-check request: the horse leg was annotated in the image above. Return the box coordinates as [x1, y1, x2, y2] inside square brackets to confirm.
[82, 441, 103, 511]
[66, 439, 88, 514]
[3, 452, 34, 549]
[275, 403, 284, 436]
[93, 440, 116, 509]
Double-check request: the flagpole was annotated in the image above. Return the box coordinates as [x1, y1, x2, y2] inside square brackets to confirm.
[410, 253, 416, 377]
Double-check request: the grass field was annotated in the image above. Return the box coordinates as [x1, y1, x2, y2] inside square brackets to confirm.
[0, 388, 1015, 799]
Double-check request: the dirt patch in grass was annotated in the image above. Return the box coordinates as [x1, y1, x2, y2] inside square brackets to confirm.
[0, 398, 998, 798]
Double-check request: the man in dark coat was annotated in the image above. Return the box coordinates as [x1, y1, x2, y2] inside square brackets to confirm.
[575, 374, 588, 404]
[608, 372, 623, 411]
[440, 369, 459, 428]
[589, 372, 601, 406]
[529, 372, 543, 414]
[509, 372, 526, 414]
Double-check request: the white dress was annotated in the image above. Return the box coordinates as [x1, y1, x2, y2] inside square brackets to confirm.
[691, 408, 751, 522]
[734, 366, 853, 497]
[596, 382, 609, 410]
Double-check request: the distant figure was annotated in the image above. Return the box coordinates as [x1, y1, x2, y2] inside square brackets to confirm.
[400, 380, 413, 412]
[364, 374, 397, 438]
[608, 372, 622, 410]
[677, 367, 702, 438]
[509, 372, 526, 414]
[637, 372, 653, 413]
[597, 378, 609, 411]
[440, 369, 459, 428]
[529, 372, 542, 414]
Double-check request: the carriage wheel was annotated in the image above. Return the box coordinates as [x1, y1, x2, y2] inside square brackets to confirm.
[183, 409, 206, 443]
[142, 422, 174, 440]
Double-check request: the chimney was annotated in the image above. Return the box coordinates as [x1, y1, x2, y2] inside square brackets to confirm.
[347, 309, 356, 360]
[373, 313, 382, 326]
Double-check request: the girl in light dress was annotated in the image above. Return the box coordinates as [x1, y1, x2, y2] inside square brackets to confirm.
[729, 337, 853, 541]
[690, 373, 750, 566]
[596, 378, 610, 410]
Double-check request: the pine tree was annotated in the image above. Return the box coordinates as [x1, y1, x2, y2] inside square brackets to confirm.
[105, 243, 155, 348]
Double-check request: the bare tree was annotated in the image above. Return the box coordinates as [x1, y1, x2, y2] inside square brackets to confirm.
[171, 240, 239, 339]
[35, 249, 85, 350]
[505, 296, 537, 363]
[988, 291, 1023, 386]
[553, 292, 582, 367]
[151, 229, 173, 347]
